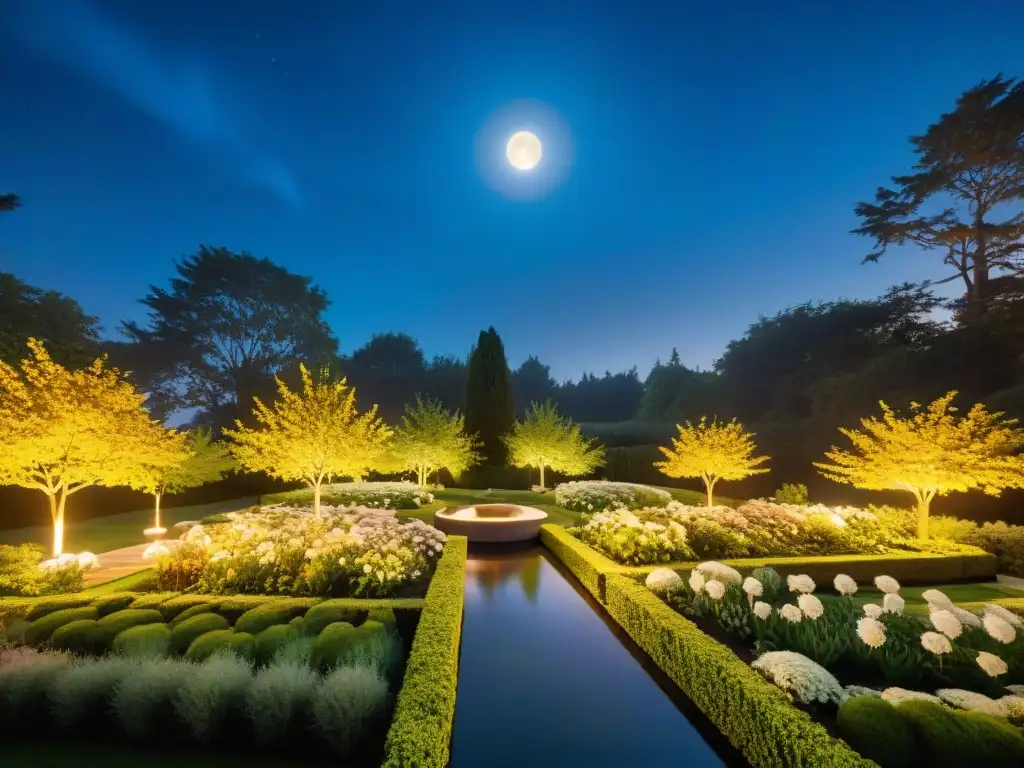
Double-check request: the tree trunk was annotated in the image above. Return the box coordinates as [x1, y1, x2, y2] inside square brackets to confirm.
[703, 476, 717, 508]
[154, 491, 163, 530]
[313, 482, 322, 518]
[915, 493, 932, 540]
[49, 490, 67, 557]
[539, 464, 545, 490]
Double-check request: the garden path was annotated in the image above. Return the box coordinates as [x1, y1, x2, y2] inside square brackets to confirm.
[83, 540, 181, 586]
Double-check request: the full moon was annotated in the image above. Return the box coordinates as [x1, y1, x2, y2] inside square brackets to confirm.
[506, 130, 542, 170]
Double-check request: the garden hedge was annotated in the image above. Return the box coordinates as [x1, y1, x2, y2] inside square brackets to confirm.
[540, 524, 613, 601]
[382, 535, 467, 768]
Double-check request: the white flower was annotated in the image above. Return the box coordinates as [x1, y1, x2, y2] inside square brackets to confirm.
[705, 580, 725, 600]
[337, 557, 346, 566]
[56, 553, 77, 567]
[798, 593, 824, 620]
[983, 612, 1017, 644]
[786, 574, 816, 594]
[742, 577, 763, 598]
[751, 651, 846, 705]
[873, 575, 900, 594]
[977, 651, 1009, 678]
[689, 570, 706, 594]
[38, 558, 58, 571]
[695, 561, 742, 585]
[883, 593, 905, 615]
[999, 695, 1024, 721]
[753, 601, 772, 620]
[936, 689, 1007, 717]
[779, 604, 803, 623]
[646, 568, 683, 593]
[862, 603, 883, 619]
[142, 541, 170, 560]
[856, 617, 886, 649]
[950, 605, 983, 627]
[983, 604, 1024, 630]
[833, 574, 857, 596]
[930, 609, 963, 639]
[922, 589, 954, 611]
[363, 564, 373, 574]
[881, 688, 941, 705]
[920, 631, 952, 656]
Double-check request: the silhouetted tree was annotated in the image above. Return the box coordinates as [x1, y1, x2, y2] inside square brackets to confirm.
[422, 354, 469, 413]
[339, 332, 427, 422]
[464, 327, 515, 465]
[0, 272, 100, 367]
[512, 356, 556, 417]
[0, 194, 20, 212]
[555, 369, 644, 423]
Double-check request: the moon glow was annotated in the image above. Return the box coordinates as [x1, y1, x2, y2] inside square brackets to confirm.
[506, 130, 542, 170]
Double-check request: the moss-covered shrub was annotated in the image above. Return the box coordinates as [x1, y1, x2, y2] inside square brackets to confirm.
[170, 613, 231, 655]
[216, 596, 278, 623]
[254, 624, 301, 665]
[897, 700, 1024, 766]
[49, 619, 101, 654]
[303, 600, 362, 636]
[23, 596, 93, 622]
[112, 623, 171, 659]
[837, 697, 919, 768]
[93, 609, 165, 649]
[312, 621, 357, 668]
[184, 629, 254, 662]
[25, 606, 99, 645]
[128, 593, 176, 609]
[158, 595, 221, 620]
[169, 603, 215, 627]
[91, 594, 137, 617]
[234, 598, 317, 635]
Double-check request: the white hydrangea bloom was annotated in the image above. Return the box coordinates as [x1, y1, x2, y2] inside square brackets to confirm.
[856, 617, 886, 649]
[929, 609, 963, 640]
[705, 580, 726, 600]
[983, 603, 1024, 630]
[873, 575, 900, 594]
[689, 570, 706, 594]
[881, 687, 941, 705]
[798, 593, 824, 620]
[833, 574, 857, 596]
[922, 589, 954, 611]
[742, 577, 763, 598]
[937, 689, 1007, 717]
[920, 631, 952, 656]
[976, 651, 1009, 678]
[983, 613, 1017, 644]
[779, 604, 803, 623]
[753, 601, 772, 620]
[998, 695, 1024, 721]
[950, 605, 982, 628]
[646, 568, 683, 593]
[695, 561, 742, 585]
[862, 603, 883, 619]
[786, 574, 815, 594]
[845, 685, 881, 699]
[883, 593, 905, 615]
[751, 651, 846, 705]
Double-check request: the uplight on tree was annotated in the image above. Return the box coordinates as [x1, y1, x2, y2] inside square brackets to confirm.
[656, 417, 769, 507]
[503, 400, 605, 490]
[391, 397, 480, 486]
[0, 339, 180, 555]
[224, 365, 391, 517]
[815, 391, 1024, 539]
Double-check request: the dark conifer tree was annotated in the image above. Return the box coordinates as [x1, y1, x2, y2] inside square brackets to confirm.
[464, 327, 515, 465]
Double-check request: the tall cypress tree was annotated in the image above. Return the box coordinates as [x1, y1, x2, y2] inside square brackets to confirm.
[464, 327, 516, 465]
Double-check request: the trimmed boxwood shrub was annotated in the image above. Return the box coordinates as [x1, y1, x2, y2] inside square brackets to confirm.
[234, 598, 318, 635]
[898, 700, 1024, 767]
[184, 629, 254, 662]
[170, 613, 231, 654]
[158, 595, 221, 620]
[25, 606, 99, 645]
[129, 593, 175, 609]
[216, 596, 279, 623]
[540, 525, 614, 601]
[368, 606, 396, 630]
[312, 622, 357, 667]
[289, 616, 306, 633]
[169, 603, 215, 627]
[112, 623, 171, 658]
[303, 600, 363, 636]
[91, 594, 137, 617]
[24, 597, 93, 622]
[253, 624, 300, 665]
[50, 619, 101, 654]
[838, 697, 919, 767]
[94, 609, 165, 650]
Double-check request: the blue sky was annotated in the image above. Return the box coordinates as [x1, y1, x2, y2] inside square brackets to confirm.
[1, 0, 1021, 380]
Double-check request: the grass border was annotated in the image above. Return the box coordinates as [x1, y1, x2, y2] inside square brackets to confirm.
[382, 535, 467, 768]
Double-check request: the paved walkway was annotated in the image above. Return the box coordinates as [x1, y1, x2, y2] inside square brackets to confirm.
[83, 540, 182, 586]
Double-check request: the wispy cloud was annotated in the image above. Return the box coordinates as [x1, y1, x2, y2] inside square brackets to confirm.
[4, 0, 301, 206]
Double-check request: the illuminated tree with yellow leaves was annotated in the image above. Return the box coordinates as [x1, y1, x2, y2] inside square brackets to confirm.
[391, 397, 481, 486]
[504, 401, 605, 489]
[0, 339, 180, 555]
[815, 391, 1024, 539]
[224, 365, 391, 517]
[656, 417, 769, 507]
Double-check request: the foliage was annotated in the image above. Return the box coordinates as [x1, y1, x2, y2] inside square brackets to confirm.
[156, 505, 446, 597]
[0, 272, 99, 368]
[311, 664, 390, 757]
[169, 612, 231, 654]
[24, 605, 98, 645]
[112, 623, 171, 658]
[554, 480, 672, 513]
[573, 508, 693, 565]
[898, 699, 1024, 767]
[504, 400, 605, 488]
[253, 624, 301, 665]
[184, 629, 254, 662]
[120, 245, 337, 426]
[173, 652, 251, 743]
[112, 656, 195, 740]
[51, 656, 133, 731]
[382, 536, 467, 768]
[751, 650, 846, 705]
[816, 392, 1024, 537]
[390, 397, 481, 486]
[0, 339, 183, 555]
[234, 598, 312, 635]
[464, 327, 515, 466]
[224, 364, 392, 517]
[962, 521, 1024, 578]
[0, 543, 84, 596]
[774, 483, 809, 505]
[657, 418, 769, 506]
[837, 696, 920, 768]
[245, 659, 318, 747]
[269, 481, 435, 510]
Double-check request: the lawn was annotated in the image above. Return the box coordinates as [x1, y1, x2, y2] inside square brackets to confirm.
[828, 580, 1024, 616]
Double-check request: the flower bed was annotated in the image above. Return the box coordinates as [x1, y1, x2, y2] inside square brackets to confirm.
[156, 504, 447, 597]
[0, 544, 96, 597]
[553, 480, 672, 513]
[268, 481, 435, 510]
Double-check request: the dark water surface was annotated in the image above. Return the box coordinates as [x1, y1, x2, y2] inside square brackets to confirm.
[450, 547, 737, 768]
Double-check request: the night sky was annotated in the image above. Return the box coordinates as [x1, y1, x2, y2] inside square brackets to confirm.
[2, 0, 1022, 381]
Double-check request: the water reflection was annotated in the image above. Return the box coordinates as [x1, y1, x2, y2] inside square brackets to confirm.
[451, 547, 736, 768]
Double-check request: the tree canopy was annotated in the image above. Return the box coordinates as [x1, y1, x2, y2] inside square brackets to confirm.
[504, 400, 605, 489]
[224, 365, 391, 516]
[464, 327, 515, 465]
[390, 397, 480, 486]
[815, 392, 1024, 538]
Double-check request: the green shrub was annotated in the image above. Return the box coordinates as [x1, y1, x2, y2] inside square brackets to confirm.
[312, 621, 357, 668]
[49, 619, 101, 654]
[93, 609, 165, 650]
[368, 606, 397, 630]
[288, 616, 306, 633]
[837, 697, 918, 768]
[313, 620, 401, 677]
[169, 603, 215, 627]
[158, 595, 221, 620]
[216, 596, 278, 623]
[25, 606, 99, 645]
[245, 660, 319, 748]
[112, 623, 171, 659]
[170, 613, 231, 655]
[963, 521, 1024, 577]
[129, 593, 175, 609]
[303, 599, 362, 635]
[254, 624, 301, 665]
[539, 525, 614, 601]
[273, 635, 315, 666]
[234, 597, 317, 635]
[958, 710, 1024, 765]
[0, 650, 72, 726]
[173, 652, 252, 743]
[383, 536, 467, 768]
[312, 664, 389, 757]
[92, 594, 137, 617]
[50, 656, 136, 731]
[0, 544, 84, 596]
[773, 483, 808, 505]
[112, 657, 195, 741]
[927, 516, 979, 542]
[24, 596, 93, 621]
[184, 629, 254, 662]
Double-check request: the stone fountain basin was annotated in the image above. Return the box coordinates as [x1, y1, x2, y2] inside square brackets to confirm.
[433, 504, 549, 543]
